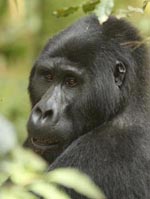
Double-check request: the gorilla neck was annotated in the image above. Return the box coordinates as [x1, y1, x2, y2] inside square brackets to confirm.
[112, 91, 150, 129]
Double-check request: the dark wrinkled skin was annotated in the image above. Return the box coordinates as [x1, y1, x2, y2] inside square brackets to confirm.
[24, 15, 150, 199]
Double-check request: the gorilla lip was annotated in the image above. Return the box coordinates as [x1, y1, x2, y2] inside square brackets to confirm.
[31, 137, 59, 150]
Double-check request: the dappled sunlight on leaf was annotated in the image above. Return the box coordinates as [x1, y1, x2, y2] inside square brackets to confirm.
[95, 0, 114, 23]
[48, 168, 106, 199]
[0, 148, 105, 199]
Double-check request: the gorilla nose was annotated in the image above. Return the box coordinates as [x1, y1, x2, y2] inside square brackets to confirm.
[31, 106, 54, 125]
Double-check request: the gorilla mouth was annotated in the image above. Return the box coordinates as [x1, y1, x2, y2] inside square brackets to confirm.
[31, 137, 59, 150]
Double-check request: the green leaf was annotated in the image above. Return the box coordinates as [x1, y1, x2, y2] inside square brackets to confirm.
[127, 6, 143, 14]
[0, 172, 9, 186]
[1, 147, 47, 186]
[95, 0, 114, 24]
[12, 147, 47, 172]
[53, 6, 79, 17]
[47, 168, 106, 199]
[82, 0, 100, 13]
[10, 164, 40, 185]
[116, 6, 144, 19]
[143, 0, 150, 10]
[14, 0, 18, 8]
[30, 182, 71, 199]
[0, 186, 37, 199]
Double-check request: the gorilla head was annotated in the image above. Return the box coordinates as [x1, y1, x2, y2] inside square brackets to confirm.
[24, 15, 148, 165]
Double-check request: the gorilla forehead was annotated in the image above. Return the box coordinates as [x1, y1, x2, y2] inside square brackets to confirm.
[39, 15, 103, 63]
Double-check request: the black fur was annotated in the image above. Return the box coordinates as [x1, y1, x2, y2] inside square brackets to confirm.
[24, 15, 150, 199]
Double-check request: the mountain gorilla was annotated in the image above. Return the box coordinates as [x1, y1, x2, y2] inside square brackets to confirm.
[24, 15, 150, 199]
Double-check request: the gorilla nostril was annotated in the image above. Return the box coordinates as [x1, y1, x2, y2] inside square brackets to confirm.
[32, 107, 42, 124]
[43, 110, 53, 120]
[36, 107, 42, 115]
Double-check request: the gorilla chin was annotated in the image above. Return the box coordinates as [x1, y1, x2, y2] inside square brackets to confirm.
[24, 136, 64, 163]
[24, 14, 150, 199]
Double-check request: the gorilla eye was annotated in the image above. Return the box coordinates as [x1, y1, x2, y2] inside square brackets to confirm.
[45, 73, 54, 82]
[65, 77, 78, 87]
[114, 61, 126, 87]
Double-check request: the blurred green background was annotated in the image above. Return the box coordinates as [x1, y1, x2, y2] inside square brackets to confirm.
[0, 0, 150, 144]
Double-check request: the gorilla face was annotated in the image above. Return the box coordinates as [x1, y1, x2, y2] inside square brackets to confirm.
[25, 15, 134, 163]
[27, 58, 87, 161]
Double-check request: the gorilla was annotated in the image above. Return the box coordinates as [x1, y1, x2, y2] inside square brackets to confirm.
[24, 15, 150, 199]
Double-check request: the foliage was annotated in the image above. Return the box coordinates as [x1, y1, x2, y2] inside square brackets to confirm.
[0, 147, 105, 199]
[95, 0, 114, 23]
[53, 0, 150, 24]
[53, 6, 79, 17]
[53, 0, 100, 17]
[0, 72, 29, 142]
[82, 0, 100, 13]
[143, 0, 150, 10]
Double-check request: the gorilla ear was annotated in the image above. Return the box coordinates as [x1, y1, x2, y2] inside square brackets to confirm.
[102, 16, 147, 70]
[102, 16, 142, 47]
[114, 60, 126, 87]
